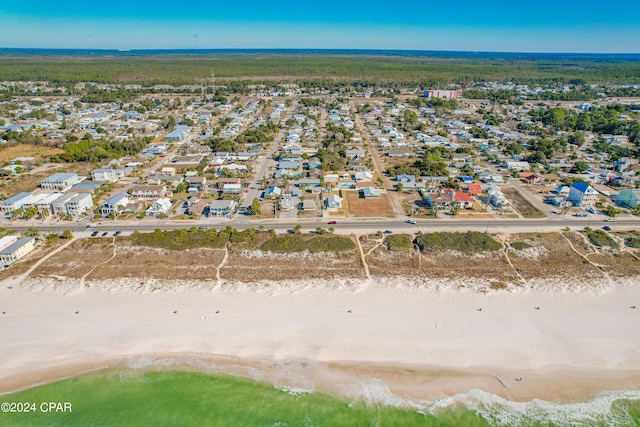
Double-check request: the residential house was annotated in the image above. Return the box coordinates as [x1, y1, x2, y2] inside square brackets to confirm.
[131, 185, 167, 199]
[208, 200, 236, 216]
[505, 161, 531, 171]
[91, 168, 120, 183]
[361, 186, 380, 198]
[396, 174, 415, 183]
[218, 163, 247, 174]
[63, 193, 93, 216]
[146, 198, 173, 216]
[0, 237, 36, 267]
[185, 176, 207, 190]
[354, 171, 373, 182]
[216, 178, 242, 189]
[387, 148, 411, 158]
[101, 192, 130, 216]
[161, 167, 176, 176]
[219, 182, 241, 195]
[346, 147, 365, 159]
[0, 236, 18, 252]
[41, 173, 80, 191]
[170, 155, 204, 166]
[487, 185, 509, 207]
[568, 182, 598, 207]
[301, 199, 316, 211]
[326, 194, 342, 209]
[428, 191, 474, 210]
[0, 192, 34, 213]
[163, 125, 191, 142]
[465, 183, 483, 195]
[50, 193, 92, 216]
[264, 186, 282, 199]
[298, 178, 321, 188]
[323, 174, 339, 183]
[519, 172, 544, 185]
[618, 189, 640, 208]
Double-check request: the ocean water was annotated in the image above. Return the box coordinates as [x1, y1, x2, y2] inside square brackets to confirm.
[0, 369, 638, 427]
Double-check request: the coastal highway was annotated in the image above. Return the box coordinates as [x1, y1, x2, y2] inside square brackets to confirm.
[5, 217, 640, 236]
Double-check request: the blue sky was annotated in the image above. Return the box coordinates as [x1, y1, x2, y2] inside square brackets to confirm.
[1, 1, 639, 52]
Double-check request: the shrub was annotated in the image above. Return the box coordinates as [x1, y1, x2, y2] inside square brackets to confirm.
[384, 234, 413, 251]
[510, 241, 532, 250]
[584, 229, 619, 248]
[414, 232, 502, 253]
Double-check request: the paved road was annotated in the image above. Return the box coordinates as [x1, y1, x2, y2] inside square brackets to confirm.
[7, 216, 640, 237]
[353, 110, 406, 218]
[241, 101, 297, 208]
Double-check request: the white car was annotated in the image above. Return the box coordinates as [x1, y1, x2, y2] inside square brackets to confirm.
[406, 219, 416, 224]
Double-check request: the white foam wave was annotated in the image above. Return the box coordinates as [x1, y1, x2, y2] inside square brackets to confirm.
[119, 357, 640, 426]
[431, 388, 640, 426]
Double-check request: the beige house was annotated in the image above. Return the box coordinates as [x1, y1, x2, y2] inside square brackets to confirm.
[0, 237, 36, 267]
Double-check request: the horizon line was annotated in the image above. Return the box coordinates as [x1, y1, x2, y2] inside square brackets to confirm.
[1, 47, 640, 56]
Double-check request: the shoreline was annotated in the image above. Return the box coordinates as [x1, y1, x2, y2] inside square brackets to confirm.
[2, 353, 640, 408]
[1, 277, 640, 405]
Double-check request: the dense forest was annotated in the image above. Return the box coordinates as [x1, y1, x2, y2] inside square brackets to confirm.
[0, 53, 639, 86]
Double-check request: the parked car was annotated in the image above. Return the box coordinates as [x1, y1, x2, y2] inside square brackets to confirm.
[383, 230, 393, 234]
[101, 232, 108, 237]
[603, 226, 612, 231]
[113, 231, 121, 237]
[327, 221, 337, 225]
[573, 213, 587, 217]
[90, 231, 99, 237]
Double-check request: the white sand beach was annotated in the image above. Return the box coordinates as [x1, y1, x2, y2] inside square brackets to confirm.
[1, 277, 640, 404]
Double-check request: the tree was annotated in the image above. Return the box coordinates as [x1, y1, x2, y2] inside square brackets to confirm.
[605, 205, 618, 218]
[572, 161, 590, 174]
[248, 198, 261, 216]
[328, 227, 335, 234]
[23, 227, 38, 237]
[61, 230, 74, 239]
[293, 224, 302, 234]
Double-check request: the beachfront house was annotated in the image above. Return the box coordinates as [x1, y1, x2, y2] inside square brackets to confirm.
[208, 200, 236, 216]
[618, 189, 640, 208]
[146, 198, 173, 216]
[0, 237, 36, 267]
[40, 173, 80, 191]
[101, 192, 130, 216]
[568, 182, 598, 207]
[0, 192, 34, 213]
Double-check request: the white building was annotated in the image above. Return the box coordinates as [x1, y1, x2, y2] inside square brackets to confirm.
[326, 194, 343, 209]
[568, 182, 598, 207]
[91, 168, 120, 183]
[0, 236, 19, 251]
[51, 193, 93, 216]
[505, 161, 531, 171]
[101, 192, 129, 216]
[41, 173, 80, 191]
[487, 185, 509, 207]
[0, 192, 34, 213]
[146, 198, 173, 216]
[208, 200, 236, 216]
